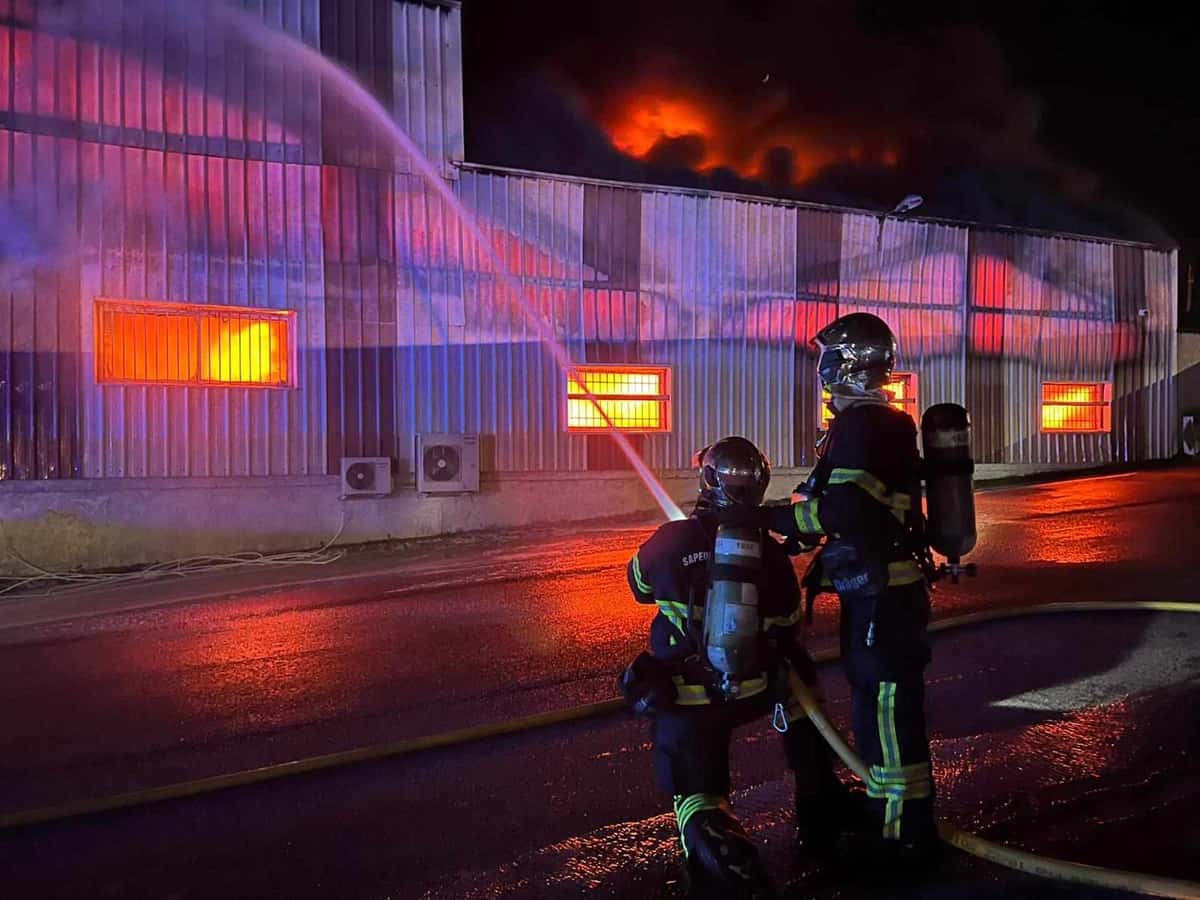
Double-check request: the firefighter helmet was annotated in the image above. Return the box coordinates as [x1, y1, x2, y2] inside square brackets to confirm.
[694, 436, 771, 510]
[814, 313, 897, 393]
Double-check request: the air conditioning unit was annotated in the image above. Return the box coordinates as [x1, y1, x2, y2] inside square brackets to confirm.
[416, 433, 480, 494]
[340, 457, 393, 498]
[1183, 415, 1198, 457]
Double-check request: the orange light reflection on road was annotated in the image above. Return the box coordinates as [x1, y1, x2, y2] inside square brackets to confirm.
[175, 605, 346, 727]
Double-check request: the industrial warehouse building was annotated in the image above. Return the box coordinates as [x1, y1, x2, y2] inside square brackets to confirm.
[0, 0, 1182, 574]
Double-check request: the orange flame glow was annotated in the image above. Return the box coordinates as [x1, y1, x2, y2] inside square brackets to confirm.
[1041, 383, 1109, 432]
[566, 366, 671, 432]
[601, 89, 897, 185]
[96, 300, 292, 388]
[607, 96, 714, 160]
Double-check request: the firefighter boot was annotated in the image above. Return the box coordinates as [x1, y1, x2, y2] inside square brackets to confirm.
[678, 801, 775, 900]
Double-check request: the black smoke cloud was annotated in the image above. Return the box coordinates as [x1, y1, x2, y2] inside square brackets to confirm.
[463, 1, 1170, 244]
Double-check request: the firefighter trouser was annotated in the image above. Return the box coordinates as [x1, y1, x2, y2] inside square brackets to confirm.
[840, 583, 936, 844]
[651, 666, 841, 801]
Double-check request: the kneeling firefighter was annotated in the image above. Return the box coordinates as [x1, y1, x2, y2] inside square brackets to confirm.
[619, 437, 849, 898]
[759, 313, 941, 866]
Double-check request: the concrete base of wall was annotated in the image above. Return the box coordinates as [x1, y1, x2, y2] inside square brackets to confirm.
[0, 462, 1113, 576]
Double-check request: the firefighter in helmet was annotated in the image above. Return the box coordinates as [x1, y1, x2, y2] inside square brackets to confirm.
[761, 312, 939, 866]
[619, 436, 849, 899]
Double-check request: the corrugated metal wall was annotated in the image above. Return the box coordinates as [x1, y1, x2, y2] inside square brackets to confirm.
[438, 167, 1179, 473]
[838, 215, 968, 415]
[417, 169, 586, 474]
[0, 0, 1180, 484]
[0, 0, 328, 479]
[638, 190, 797, 470]
[391, 0, 464, 178]
[968, 232, 1119, 465]
[1140, 249, 1179, 460]
[416, 166, 1179, 473]
[320, 0, 463, 177]
[0, 0, 470, 481]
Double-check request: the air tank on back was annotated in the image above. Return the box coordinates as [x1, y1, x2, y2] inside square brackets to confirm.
[703, 525, 763, 698]
[920, 403, 977, 573]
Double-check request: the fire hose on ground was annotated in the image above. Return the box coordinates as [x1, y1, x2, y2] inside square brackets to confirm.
[1, 600, 1198, 898]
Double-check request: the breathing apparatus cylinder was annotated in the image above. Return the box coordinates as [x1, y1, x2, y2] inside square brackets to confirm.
[703, 525, 763, 698]
[920, 403, 977, 570]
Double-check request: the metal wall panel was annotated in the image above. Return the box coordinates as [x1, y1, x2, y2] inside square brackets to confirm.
[1143, 249, 1179, 460]
[0, 0, 1181, 484]
[838, 214, 969, 419]
[792, 208, 841, 465]
[1112, 243, 1146, 462]
[0, 0, 323, 164]
[391, 0, 464, 177]
[389, 168, 585, 475]
[315, 0, 464, 176]
[0, 1, 327, 481]
[322, 163, 400, 470]
[969, 232, 1118, 465]
[966, 229, 1014, 464]
[0, 129, 327, 479]
[77, 140, 327, 477]
[320, 0, 394, 171]
[638, 190, 797, 470]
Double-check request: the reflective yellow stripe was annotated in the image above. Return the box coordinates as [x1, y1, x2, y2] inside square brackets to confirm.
[877, 683, 900, 769]
[656, 601, 686, 635]
[866, 779, 932, 801]
[827, 468, 912, 512]
[887, 559, 924, 585]
[673, 793, 728, 855]
[670, 674, 769, 705]
[631, 554, 652, 594]
[877, 681, 903, 840]
[869, 761, 932, 785]
[762, 607, 804, 629]
[866, 761, 932, 801]
[793, 499, 824, 534]
[671, 679, 711, 705]
[657, 599, 688, 616]
[819, 558, 925, 589]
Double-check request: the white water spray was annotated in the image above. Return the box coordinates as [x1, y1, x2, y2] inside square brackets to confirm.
[222, 3, 686, 521]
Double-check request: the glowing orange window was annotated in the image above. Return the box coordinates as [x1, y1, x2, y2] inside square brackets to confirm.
[96, 300, 294, 388]
[566, 365, 671, 433]
[820, 372, 918, 427]
[1041, 382, 1111, 433]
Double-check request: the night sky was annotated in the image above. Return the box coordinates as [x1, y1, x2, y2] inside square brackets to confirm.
[461, 1, 1199, 327]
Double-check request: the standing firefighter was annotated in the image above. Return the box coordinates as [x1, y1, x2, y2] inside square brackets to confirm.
[762, 313, 939, 866]
[619, 437, 848, 899]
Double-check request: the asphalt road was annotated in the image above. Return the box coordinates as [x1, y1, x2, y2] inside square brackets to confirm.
[1, 467, 1197, 898]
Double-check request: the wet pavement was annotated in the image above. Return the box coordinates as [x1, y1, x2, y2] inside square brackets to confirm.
[0, 468, 1198, 898]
